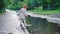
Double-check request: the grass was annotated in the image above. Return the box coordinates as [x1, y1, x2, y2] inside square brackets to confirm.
[28, 7, 60, 15]
[0, 12, 5, 15]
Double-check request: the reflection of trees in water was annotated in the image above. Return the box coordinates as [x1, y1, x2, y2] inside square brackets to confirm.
[26, 16, 57, 34]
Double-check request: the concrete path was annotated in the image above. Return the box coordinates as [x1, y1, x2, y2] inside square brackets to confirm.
[0, 10, 29, 34]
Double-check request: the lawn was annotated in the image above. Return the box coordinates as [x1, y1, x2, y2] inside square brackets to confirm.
[28, 7, 60, 15]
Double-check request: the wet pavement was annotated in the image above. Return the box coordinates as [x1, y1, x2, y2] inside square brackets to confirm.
[45, 14, 60, 18]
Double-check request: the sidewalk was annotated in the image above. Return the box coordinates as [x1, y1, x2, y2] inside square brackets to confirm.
[0, 10, 29, 34]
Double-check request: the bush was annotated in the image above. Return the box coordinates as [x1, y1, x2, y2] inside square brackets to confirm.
[0, 0, 8, 13]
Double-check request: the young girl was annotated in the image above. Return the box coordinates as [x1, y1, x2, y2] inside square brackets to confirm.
[17, 5, 28, 34]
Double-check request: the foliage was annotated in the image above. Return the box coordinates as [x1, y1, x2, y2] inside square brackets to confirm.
[46, 0, 60, 10]
[7, 0, 43, 10]
[2, 0, 60, 10]
[27, 0, 42, 10]
[28, 7, 60, 15]
[7, 0, 28, 10]
[0, 0, 9, 13]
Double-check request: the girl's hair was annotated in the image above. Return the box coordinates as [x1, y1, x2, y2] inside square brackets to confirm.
[23, 4, 28, 8]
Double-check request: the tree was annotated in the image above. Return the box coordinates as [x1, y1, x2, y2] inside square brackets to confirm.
[27, 0, 42, 10]
[46, 0, 60, 10]
[7, 0, 28, 10]
[0, 0, 9, 13]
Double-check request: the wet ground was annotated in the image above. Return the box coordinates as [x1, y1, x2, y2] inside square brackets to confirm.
[45, 14, 60, 18]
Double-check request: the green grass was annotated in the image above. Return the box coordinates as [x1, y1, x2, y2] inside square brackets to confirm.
[0, 12, 5, 15]
[28, 7, 60, 15]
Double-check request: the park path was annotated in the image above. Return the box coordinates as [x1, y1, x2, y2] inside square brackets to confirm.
[0, 10, 29, 34]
